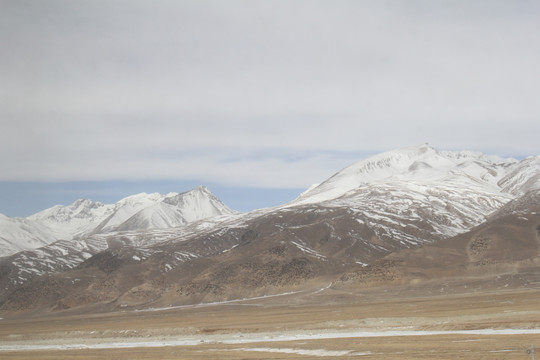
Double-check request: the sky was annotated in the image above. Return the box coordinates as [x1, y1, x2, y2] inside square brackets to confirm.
[1, 0, 540, 216]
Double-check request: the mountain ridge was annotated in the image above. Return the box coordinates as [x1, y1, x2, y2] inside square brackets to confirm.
[0, 186, 235, 257]
[1, 144, 540, 315]
[293, 144, 522, 205]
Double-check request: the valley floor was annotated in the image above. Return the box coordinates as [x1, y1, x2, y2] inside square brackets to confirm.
[2, 285, 540, 359]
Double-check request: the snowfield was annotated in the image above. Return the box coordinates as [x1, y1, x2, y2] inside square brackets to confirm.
[2, 328, 540, 351]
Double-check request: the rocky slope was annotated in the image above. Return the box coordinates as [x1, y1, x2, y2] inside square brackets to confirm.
[337, 210, 540, 296]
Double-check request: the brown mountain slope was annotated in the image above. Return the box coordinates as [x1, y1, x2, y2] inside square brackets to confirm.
[338, 213, 540, 294]
[2, 190, 540, 316]
[0, 206, 374, 314]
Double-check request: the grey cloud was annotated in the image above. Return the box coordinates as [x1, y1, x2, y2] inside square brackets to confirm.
[1, 0, 539, 186]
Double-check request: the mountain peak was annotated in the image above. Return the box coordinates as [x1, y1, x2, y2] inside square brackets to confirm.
[194, 185, 210, 192]
[293, 145, 520, 205]
[0, 186, 236, 257]
[103, 186, 236, 233]
[400, 142, 436, 153]
[29, 198, 109, 222]
[117, 192, 165, 205]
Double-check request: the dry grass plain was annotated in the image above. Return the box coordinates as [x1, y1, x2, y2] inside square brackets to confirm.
[2, 286, 540, 359]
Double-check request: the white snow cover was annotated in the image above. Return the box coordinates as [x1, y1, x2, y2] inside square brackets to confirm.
[294, 144, 521, 205]
[110, 187, 235, 232]
[0, 186, 235, 257]
[93, 192, 165, 232]
[0, 214, 57, 257]
[2, 329, 540, 352]
[29, 199, 115, 240]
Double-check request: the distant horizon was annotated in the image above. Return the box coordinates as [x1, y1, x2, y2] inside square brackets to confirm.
[0, 144, 533, 218]
[0, 180, 306, 218]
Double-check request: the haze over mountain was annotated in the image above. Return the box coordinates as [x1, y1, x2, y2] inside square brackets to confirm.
[1, 144, 539, 314]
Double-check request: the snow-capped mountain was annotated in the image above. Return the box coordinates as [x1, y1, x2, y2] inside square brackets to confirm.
[90, 186, 236, 234]
[28, 199, 115, 240]
[279, 144, 540, 251]
[2, 144, 540, 313]
[293, 144, 519, 205]
[497, 156, 540, 195]
[0, 214, 57, 257]
[0, 186, 236, 257]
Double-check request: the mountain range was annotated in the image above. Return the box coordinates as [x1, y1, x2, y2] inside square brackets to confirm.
[1, 144, 540, 314]
[0, 186, 235, 257]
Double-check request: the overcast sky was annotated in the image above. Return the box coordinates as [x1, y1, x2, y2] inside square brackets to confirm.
[1, 0, 540, 215]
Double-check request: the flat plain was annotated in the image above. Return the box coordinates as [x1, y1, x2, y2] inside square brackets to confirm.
[2, 285, 540, 359]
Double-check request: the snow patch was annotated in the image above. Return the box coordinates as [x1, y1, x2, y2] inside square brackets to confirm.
[222, 244, 239, 253]
[3, 329, 540, 352]
[235, 347, 364, 357]
[291, 241, 327, 260]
